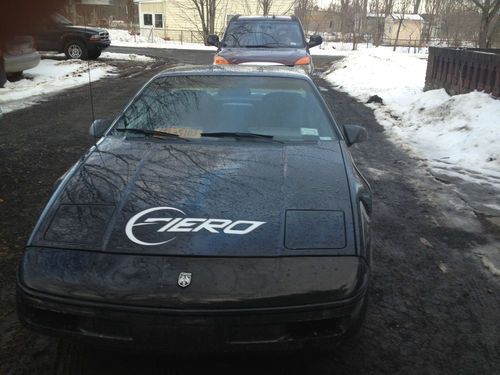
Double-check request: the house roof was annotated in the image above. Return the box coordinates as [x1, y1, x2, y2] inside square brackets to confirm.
[389, 13, 424, 21]
[367, 13, 385, 18]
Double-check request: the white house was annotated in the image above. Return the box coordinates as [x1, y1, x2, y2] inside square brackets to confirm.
[383, 13, 424, 46]
[133, 0, 297, 42]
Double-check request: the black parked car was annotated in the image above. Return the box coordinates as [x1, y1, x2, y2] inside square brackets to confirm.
[207, 15, 323, 73]
[17, 66, 372, 354]
[33, 13, 110, 60]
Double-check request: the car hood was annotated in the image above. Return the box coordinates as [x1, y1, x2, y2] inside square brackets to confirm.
[63, 25, 107, 34]
[218, 48, 308, 65]
[31, 137, 355, 256]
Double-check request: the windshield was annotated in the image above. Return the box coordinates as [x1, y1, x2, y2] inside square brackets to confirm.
[222, 20, 305, 48]
[111, 75, 337, 142]
[52, 13, 73, 25]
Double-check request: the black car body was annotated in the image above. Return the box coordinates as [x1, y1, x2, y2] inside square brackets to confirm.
[17, 66, 372, 352]
[33, 13, 110, 60]
[208, 16, 322, 74]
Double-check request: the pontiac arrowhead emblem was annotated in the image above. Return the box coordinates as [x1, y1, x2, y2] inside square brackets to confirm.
[178, 272, 192, 288]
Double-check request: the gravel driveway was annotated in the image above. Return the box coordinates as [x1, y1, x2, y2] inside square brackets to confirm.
[0, 48, 498, 375]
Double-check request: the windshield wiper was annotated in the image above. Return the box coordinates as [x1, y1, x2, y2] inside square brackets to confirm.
[201, 132, 282, 143]
[114, 128, 190, 141]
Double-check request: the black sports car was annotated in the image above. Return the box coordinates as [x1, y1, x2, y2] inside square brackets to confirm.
[17, 65, 372, 352]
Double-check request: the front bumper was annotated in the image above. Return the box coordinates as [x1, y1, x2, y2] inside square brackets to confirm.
[17, 248, 369, 351]
[18, 283, 367, 352]
[4, 51, 40, 73]
[88, 40, 110, 51]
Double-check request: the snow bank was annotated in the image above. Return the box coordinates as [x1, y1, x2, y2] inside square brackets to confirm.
[326, 48, 500, 183]
[108, 29, 217, 51]
[0, 59, 115, 114]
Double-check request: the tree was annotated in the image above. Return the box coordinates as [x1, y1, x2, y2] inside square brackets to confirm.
[340, 0, 350, 33]
[258, 0, 273, 15]
[294, 0, 316, 31]
[413, 0, 422, 14]
[351, 0, 366, 50]
[174, 0, 228, 44]
[393, 0, 412, 51]
[470, 0, 500, 47]
[438, 0, 481, 46]
[369, 0, 394, 45]
[384, 0, 395, 15]
[421, 0, 442, 43]
[125, 0, 138, 25]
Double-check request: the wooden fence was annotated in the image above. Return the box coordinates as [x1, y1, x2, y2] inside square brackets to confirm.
[424, 47, 500, 97]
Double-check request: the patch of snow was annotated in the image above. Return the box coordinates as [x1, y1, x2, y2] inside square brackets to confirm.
[0, 59, 115, 114]
[100, 52, 154, 62]
[326, 48, 500, 186]
[108, 29, 217, 51]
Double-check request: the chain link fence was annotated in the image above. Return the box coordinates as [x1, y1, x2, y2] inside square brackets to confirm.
[108, 25, 224, 45]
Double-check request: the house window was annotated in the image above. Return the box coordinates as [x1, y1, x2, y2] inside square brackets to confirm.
[143, 13, 152, 26]
[155, 14, 163, 28]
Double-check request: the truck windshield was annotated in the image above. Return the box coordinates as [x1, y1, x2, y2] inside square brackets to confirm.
[52, 14, 73, 26]
[112, 75, 337, 142]
[222, 20, 305, 48]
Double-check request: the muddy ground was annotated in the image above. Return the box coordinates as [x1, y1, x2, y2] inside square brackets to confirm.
[0, 49, 498, 374]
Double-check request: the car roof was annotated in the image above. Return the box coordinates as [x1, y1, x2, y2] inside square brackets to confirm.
[231, 15, 298, 22]
[156, 64, 313, 81]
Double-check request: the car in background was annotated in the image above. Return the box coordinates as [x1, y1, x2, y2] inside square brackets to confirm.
[207, 15, 322, 74]
[17, 65, 371, 356]
[0, 36, 40, 87]
[33, 13, 110, 60]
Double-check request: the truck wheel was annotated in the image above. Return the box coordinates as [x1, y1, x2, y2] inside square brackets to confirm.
[64, 41, 88, 60]
[0, 59, 6, 88]
[6, 71, 23, 82]
[88, 50, 101, 60]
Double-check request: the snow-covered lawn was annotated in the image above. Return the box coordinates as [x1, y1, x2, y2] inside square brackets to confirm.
[326, 48, 500, 185]
[312, 41, 428, 56]
[0, 52, 152, 114]
[109, 29, 217, 51]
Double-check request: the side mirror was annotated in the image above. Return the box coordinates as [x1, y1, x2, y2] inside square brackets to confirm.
[89, 119, 112, 139]
[207, 34, 220, 47]
[343, 124, 368, 146]
[307, 35, 323, 48]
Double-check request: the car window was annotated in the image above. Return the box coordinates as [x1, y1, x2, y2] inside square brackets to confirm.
[51, 13, 73, 26]
[112, 75, 338, 142]
[222, 20, 305, 48]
